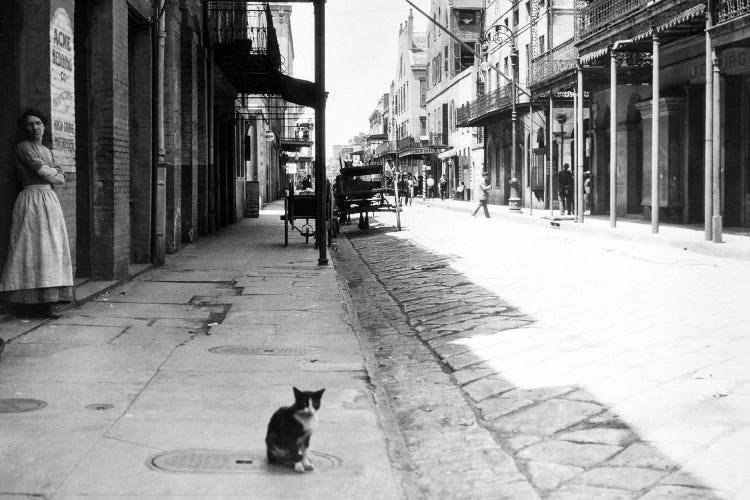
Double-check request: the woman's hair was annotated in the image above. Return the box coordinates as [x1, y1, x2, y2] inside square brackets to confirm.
[18, 108, 48, 129]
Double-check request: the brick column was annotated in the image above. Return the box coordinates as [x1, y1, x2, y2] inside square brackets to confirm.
[164, 0, 182, 253]
[180, 19, 198, 243]
[87, 0, 130, 279]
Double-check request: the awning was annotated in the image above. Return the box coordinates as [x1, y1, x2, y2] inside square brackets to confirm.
[438, 148, 460, 159]
[450, 0, 484, 8]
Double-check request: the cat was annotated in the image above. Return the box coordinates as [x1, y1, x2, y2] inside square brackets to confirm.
[265, 387, 325, 473]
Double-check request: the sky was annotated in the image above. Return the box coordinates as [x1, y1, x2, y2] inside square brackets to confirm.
[290, 0, 431, 155]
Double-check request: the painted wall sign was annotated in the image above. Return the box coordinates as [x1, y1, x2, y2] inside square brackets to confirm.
[50, 8, 76, 172]
[687, 48, 750, 83]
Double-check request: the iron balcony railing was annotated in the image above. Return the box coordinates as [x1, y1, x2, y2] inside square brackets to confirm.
[718, 0, 750, 22]
[209, 2, 269, 53]
[397, 133, 446, 151]
[374, 141, 397, 156]
[576, 0, 648, 41]
[529, 39, 577, 88]
[279, 124, 314, 142]
[456, 84, 512, 127]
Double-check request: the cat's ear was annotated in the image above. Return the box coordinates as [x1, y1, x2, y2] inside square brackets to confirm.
[314, 388, 325, 399]
[293, 387, 301, 398]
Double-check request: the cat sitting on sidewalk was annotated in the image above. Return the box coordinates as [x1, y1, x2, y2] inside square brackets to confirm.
[265, 387, 325, 472]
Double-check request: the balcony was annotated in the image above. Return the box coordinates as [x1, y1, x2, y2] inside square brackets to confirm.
[575, 0, 706, 60]
[208, 1, 316, 107]
[529, 39, 577, 92]
[396, 134, 449, 158]
[279, 124, 314, 151]
[374, 141, 397, 157]
[718, 0, 750, 22]
[209, 3, 279, 81]
[456, 84, 512, 127]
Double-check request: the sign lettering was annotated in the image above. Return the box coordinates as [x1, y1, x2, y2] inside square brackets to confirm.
[50, 8, 76, 173]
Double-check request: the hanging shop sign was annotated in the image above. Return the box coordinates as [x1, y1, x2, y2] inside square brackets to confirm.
[50, 8, 76, 172]
[265, 130, 276, 141]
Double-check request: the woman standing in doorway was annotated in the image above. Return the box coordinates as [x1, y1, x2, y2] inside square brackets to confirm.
[0, 109, 74, 317]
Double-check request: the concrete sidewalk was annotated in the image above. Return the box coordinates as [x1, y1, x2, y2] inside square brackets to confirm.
[417, 196, 750, 261]
[0, 201, 402, 499]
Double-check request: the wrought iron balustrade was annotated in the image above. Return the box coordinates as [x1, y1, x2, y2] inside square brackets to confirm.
[718, 0, 750, 22]
[374, 141, 396, 156]
[529, 39, 577, 88]
[396, 134, 446, 151]
[576, 0, 649, 40]
[279, 124, 314, 142]
[456, 84, 512, 127]
[209, 2, 269, 53]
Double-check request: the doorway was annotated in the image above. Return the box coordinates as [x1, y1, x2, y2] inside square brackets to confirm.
[128, 10, 152, 263]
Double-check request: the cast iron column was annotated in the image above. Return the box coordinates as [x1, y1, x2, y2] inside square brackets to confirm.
[712, 49, 723, 243]
[610, 47, 617, 227]
[704, 10, 713, 240]
[651, 31, 660, 234]
[508, 49, 521, 211]
[314, 0, 327, 264]
[576, 59, 585, 223]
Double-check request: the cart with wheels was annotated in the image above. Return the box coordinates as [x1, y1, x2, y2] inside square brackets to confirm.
[335, 163, 401, 231]
[282, 181, 336, 247]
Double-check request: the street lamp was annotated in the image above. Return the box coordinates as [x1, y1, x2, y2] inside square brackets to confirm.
[480, 24, 521, 211]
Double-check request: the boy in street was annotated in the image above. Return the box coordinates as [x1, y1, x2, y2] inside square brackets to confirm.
[471, 173, 491, 218]
[439, 174, 448, 200]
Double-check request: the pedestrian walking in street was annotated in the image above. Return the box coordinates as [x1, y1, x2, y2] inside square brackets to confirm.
[0, 109, 74, 318]
[407, 174, 415, 205]
[558, 163, 574, 215]
[471, 173, 491, 218]
[438, 174, 448, 200]
[426, 174, 435, 199]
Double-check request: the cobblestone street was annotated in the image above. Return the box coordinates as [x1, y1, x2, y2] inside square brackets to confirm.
[332, 202, 750, 499]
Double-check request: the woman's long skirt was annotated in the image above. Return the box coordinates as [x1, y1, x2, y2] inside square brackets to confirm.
[0, 185, 74, 304]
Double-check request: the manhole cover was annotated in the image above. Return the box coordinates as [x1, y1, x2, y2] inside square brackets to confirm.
[85, 403, 114, 411]
[148, 449, 342, 474]
[0, 398, 47, 413]
[208, 346, 314, 356]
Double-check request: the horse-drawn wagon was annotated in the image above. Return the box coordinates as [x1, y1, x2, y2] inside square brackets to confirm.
[334, 162, 401, 230]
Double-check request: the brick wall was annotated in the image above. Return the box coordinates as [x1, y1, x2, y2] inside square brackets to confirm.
[180, 20, 198, 243]
[197, 44, 210, 236]
[164, 0, 182, 253]
[88, 0, 130, 279]
[0, 2, 21, 273]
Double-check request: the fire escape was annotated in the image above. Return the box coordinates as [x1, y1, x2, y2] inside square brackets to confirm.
[208, 2, 316, 106]
[208, 0, 330, 263]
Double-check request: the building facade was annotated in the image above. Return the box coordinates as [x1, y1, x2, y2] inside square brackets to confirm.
[0, 0, 310, 286]
[425, 0, 484, 200]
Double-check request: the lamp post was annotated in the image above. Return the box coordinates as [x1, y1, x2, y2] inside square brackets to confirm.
[481, 24, 521, 211]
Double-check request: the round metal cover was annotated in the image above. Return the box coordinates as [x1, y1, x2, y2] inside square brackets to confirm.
[0, 398, 47, 413]
[148, 449, 342, 474]
[208, 346, 313, 356]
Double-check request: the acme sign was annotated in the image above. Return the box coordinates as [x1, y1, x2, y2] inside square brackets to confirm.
[50, 8, 76, 172]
